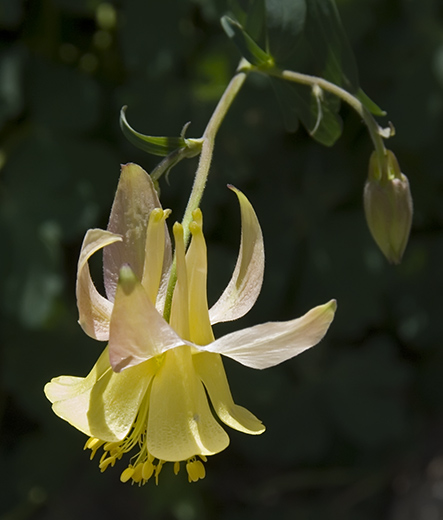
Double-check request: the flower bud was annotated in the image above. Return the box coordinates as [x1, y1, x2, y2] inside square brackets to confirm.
[363, 150, 413, 264]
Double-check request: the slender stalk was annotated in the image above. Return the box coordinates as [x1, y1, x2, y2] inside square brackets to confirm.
[181, 70, 248, 243]
[162, 68, 248, 322]
[256, 66, 388, 172]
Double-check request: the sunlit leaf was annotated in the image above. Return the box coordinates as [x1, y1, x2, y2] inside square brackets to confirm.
[120, 106, 187, 157]
[221, 15, 273, 67]
[356, 88, 386, 116]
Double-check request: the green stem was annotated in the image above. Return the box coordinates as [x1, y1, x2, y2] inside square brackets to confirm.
[254, 65, 388, 173]
[162, 67, 248, 322]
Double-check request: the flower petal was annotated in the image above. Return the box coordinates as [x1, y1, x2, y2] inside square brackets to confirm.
[45, 348, 157, 442]
[169, 222, 190, 341]
[141, 208, 171, 306]
[147, 346, 229, 461]
[206, 300, 337, 369]
[76, 228, 122, 340]
[186, 210, 214, 345]
[109, 265, 185, 372]
[104, 163, 162, 302]
[193, 352, 265, 434]
[209, 186, 264, 324]
[44, 347, 110, 405]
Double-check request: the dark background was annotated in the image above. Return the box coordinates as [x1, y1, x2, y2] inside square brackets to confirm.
[1, 1, 443, 519]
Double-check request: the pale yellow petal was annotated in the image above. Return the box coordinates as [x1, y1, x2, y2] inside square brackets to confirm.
[170, 223, 190, 340]
[142, 208, 171, 306]
[104, 163, 162, 302]
[147, 346, 229, 461]
[44, 347, 110, 404]
[186, 209, 214, 345]
[109, 265, 185, 372]
[193, 352, 265, 434]
[206, 300, 337, 369]
[76, 229, 122, 340]
[45, 347, 157, 442]
[209, 186, 264, 324]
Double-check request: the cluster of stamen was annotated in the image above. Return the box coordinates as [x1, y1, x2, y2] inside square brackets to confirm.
[84, 435, 207, 485]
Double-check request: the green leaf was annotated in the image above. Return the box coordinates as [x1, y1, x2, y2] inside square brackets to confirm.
[265, 0, 307, 61]
[271, 77, 342, 146]
[221, 15, 273, 67]
[244, 0, 266, 43]
[305, 0, 360, 91]
[120, 106, 187, 157]
[356, 88, 386, 116]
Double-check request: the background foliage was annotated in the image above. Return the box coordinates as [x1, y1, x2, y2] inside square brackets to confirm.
[1, 0, 443, 519]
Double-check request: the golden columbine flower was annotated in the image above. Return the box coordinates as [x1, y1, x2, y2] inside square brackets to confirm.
[44, 163, 336, 485]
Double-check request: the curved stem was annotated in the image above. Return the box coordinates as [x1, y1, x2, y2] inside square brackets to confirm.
[181, 69, 248, 243]
[256, 66, 387, 172]
[163, 67, 248, 322]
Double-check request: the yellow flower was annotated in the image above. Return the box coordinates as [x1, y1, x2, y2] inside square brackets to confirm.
[44, 163, 336, 484]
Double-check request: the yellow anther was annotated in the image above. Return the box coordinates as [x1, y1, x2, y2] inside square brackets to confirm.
[120, 466, 134, 483]
[174, 461, 180, 475]
[186, 459, 206, 482]
[154, 461, 164, 485]
[186, 460, 197, 483]
[142, 460, 154, 481]
[104, 441, 119, 450]
[104, 441, 121, 454]
[131, 463, 144, 483]
[84, 437, 101, 450]
[194, 460, 205, 480]
[84, 437, 104, 460]
[99, 456, 116, 472]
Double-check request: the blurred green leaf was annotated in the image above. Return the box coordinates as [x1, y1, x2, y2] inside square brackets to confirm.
[271, 77, 343, 146]
[0, 46, 25, 130]
[305, 0, 359, 91]
[0, 131, 118, 326]
[266, 0, 306, 61]
[29, 58, 101, 133]
[0, 0, 24, 28]
[324, 337, 411, 447]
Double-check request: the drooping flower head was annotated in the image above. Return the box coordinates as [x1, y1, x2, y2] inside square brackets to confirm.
[45, 163, 336, 484]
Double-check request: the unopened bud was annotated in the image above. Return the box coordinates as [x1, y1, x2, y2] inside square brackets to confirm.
[363, 150, 413, 264]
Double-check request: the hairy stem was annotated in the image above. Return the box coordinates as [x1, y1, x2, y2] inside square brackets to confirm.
[163, 68, 248, 322]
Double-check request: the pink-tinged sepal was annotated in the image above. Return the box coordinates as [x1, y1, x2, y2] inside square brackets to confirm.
[76, 228, 122, 341]
[104, 163, 164, 302]
[206, 300, 337, 369]
[209, 186, 264, 324]
[109, 265, 185, 372]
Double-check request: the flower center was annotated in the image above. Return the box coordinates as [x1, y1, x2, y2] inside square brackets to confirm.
[83, 366, 208, 485]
